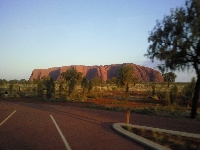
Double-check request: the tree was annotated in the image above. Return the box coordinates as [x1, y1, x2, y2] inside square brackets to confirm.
[18, 79, 28, 92]
[9, 83, 14, 94]
[181, 77, 196, 107]
[37, 80, 44, 97]
[45, 77, 55, 100]
[9, 79, 18, 84]
[118, 64, 135, 124]
[88, 80, 93, 93]
[132, 75, 139, 86]
[40, 76, 55, 99]
[57, 80, 64, 96]
[106, 77, 118, 85]
[0, 79, 4, 91]
[145, 0, 200, 118]
[61, 69, 83, 98]
[170, 84, 178, 104]
[118, 65, 134, 90]
[91, 77, 100, 87]
[90, 77, 105, 92]
[81, 77, 89, 100]
[33, 86, 37, 96]
[68, 77, 77, 98]
[61, 68, 82, 83]
[19, 79, 27, 84]
[163, 72, 177, 87]
[151, 82, 156, 97]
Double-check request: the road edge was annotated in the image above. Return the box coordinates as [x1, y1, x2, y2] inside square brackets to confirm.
[112, 123, 171, 150]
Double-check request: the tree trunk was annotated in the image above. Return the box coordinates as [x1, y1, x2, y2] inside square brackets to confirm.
[125, 83, 130, 124]
[191, 75, 200, 119]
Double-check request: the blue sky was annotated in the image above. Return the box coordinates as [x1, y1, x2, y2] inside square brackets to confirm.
[0, 0, 196, 81]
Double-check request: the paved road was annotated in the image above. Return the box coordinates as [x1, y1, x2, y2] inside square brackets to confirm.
[1, 100, 200, 150]
[0, 101, 147, 150]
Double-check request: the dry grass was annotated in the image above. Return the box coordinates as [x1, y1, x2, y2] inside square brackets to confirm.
[123, 125, 200, 150]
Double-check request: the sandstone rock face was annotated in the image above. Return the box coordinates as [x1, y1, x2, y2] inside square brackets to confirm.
[29, 63, 164, 82]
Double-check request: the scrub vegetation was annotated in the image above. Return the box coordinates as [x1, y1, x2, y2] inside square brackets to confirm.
[123, 125, 200, 150]
[0, 69, 199, 120]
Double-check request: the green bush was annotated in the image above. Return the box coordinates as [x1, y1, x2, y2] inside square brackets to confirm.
[164, 90, 171, 105]
[156, 90, 166, 99]
[180, 77, 196, 107]
[151, 82, 156, 96]
[111, 87, 117, 91]
[87, 91, 102, 99]
[170, 84, 178, 104]
[131, 107, 154, 115]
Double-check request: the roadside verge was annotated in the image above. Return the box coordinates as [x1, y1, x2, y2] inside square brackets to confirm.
[113, 123, 169, 150]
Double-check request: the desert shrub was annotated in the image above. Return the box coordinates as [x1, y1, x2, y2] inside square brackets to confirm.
[67, 90, 82, 101]
[37, 81, 44, 97]
[145, 89, 152, 97]
[102, 93, 113, 98]
[0, 88, 4, 95]
[87, 91, 102, 99]
[156, 89, 166, 99]
[140, 107, 153, 114]
[144, 83, 159, 100]
[131, 107, 154, 115]
[68, 78, 77, 97]
[170, 84, 178, 104]
[151, 82, 156, 96]
[81, 77, 89, 100]
[111, 86, 117, 91]
[59, 93, 66, 99]
[9, 93, 16, 98]
[87, 105, 125, 112]
[45, 77, 55, 100]
[58, 82, 64, 95]
[9, 84, 14, 94]
[17, 91, 25, 97]
[26, 87, 32, 92]
[87, 105, 109, 110]
[180, 77, 196, 107]
[164, 90, 171, 106]
[109, 107, 125, 112]
[87, 92, 97, 99]
[32, 86, 37, 96]
[122, 126, 200, 150]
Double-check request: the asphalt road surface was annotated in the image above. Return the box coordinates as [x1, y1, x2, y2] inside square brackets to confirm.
[0, 100, 200, 150]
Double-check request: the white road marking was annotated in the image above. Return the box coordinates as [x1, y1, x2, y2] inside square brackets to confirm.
[50, 115, 72, 150]
[0, 110, 17, 126]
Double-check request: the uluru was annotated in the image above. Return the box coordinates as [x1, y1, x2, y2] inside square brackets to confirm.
[29, 63, 164, 82]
